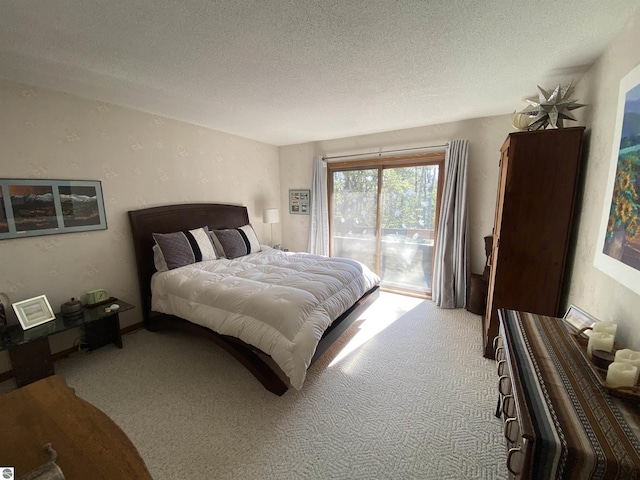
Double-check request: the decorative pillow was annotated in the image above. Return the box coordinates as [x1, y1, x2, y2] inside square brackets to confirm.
[211, 229, 247, 259]
[152, 227, 217, 270]
[211, 224, 261, 259]
[238, 224, 261, 253]
[189, 227, 217, 260]
[152, 244, 169, 272]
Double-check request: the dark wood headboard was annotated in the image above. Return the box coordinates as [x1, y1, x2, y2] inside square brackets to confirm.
[128, 203, 249, 323]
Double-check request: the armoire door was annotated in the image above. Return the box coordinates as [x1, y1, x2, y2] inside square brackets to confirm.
[483, 127, 585, 358]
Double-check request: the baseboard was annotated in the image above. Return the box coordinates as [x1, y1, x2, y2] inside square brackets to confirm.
[121, 322, 144, 335]
[0, 370, 13, 383]
[0, 322, 144, 384]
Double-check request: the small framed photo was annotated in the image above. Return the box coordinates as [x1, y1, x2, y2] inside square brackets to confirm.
[289, 189, 310, 215]
[563, 304, 600, 333]
[12, 295, 56, 330]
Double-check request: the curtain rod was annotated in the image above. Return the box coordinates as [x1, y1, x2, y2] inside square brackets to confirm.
[322, 144, 448, 161]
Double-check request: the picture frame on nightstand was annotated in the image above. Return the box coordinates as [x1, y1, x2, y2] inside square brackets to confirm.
[12, 294, 56, 330]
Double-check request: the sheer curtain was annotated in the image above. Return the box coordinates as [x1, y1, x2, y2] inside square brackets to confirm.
[432, 140, 469, 308]
[308, 156, 329, 255]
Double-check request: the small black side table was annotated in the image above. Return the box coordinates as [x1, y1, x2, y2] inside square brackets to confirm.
[0, 299, 134, 387]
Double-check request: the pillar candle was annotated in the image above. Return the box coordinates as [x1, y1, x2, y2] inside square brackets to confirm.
[614, 349, 640, 383]
[587, 332, 615, 358]
[593, 321, 617, 337]
[606, 362, 638, 388]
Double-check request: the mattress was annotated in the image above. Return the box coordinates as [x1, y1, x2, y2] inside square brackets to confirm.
[151, 248, 380, 389]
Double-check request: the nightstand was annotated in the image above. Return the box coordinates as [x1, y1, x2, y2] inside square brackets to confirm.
[0, 299, 134, 387]
[83, 300, 134, 350]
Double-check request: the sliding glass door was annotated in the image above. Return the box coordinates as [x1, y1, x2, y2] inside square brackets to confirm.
[331, 168, 379, 271]
[329, 154, 444, 297]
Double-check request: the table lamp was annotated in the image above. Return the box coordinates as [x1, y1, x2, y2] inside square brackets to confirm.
[263, 208, 280, 246]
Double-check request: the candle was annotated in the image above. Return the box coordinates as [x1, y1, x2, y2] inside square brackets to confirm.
[587, 332, 614, 358]
[606, 362, 638, 388]
[614, 349, 640, 383]
[593, 322, 617, 337]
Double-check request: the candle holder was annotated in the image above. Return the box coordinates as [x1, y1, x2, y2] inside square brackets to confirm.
[587, 332, 614, 358]
[593, 321, 618, 337]
[606, 362, 638, 388]
[570, 325, 640, 402]
[592, 349, 615, 370]
[572, 326, 593, 346]
[614, 349, 640, 384]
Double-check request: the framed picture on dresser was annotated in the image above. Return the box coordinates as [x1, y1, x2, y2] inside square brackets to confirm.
[562, 304, 599, 332]
[594, 63, 640, 295]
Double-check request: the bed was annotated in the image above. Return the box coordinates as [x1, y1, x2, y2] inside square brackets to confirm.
[128, 203, 380, 395]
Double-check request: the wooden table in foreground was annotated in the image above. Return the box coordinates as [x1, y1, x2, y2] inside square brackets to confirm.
[0, 375, 152, 479]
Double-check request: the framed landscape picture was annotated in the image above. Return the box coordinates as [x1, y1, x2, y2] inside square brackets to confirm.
[594, 63, 640, 295]
[0, 179, 107, 240]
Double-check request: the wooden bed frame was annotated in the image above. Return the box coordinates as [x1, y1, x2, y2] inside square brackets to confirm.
[128, 203, 379, 395]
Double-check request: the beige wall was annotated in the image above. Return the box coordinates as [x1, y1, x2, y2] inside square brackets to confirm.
[565, 12, 640, 348]
[279, 115, 514, 275]
[0, 78, 280, 371]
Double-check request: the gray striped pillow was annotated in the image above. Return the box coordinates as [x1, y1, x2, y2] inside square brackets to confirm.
[152, 227, 217, 270]
[211, 224, 261, 259]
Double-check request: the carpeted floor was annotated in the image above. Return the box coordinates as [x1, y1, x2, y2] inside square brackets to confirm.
[2, 292, 507, 479]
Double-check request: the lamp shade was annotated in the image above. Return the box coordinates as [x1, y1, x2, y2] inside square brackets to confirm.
[263, 208, 280, 224]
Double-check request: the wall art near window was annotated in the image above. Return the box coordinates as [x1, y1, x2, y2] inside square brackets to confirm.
[0, 179, 107, 240]
[594, 63, 640, 295]
[289, 189, 310, 215]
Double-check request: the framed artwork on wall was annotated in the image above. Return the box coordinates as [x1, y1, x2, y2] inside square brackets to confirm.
[289, 189, 310, 215]
[0, 179, 107, 240]
[593, 63, 640, 295]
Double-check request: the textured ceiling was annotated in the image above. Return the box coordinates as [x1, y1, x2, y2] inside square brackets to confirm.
[0, 1, 638, 146]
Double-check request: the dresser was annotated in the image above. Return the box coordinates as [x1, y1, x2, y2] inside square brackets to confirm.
[484, 127, 585, 358]
[496, 310, 640, 479]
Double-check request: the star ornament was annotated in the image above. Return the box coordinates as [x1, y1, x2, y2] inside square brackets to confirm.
[517, 82, 585, 130]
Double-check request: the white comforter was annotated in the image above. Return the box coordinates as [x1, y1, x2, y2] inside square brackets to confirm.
[151, 248, 380, 389]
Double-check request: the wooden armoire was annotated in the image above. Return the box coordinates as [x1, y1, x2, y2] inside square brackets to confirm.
[483, 127, 585, 358]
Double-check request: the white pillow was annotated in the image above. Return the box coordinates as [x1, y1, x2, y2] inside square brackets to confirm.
[238, 224, 261, 254]
[153, 244, 169, 272]
[190, 227, 217, 260]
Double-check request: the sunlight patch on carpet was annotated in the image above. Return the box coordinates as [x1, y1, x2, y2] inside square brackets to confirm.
[329, 292, 423, 368]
